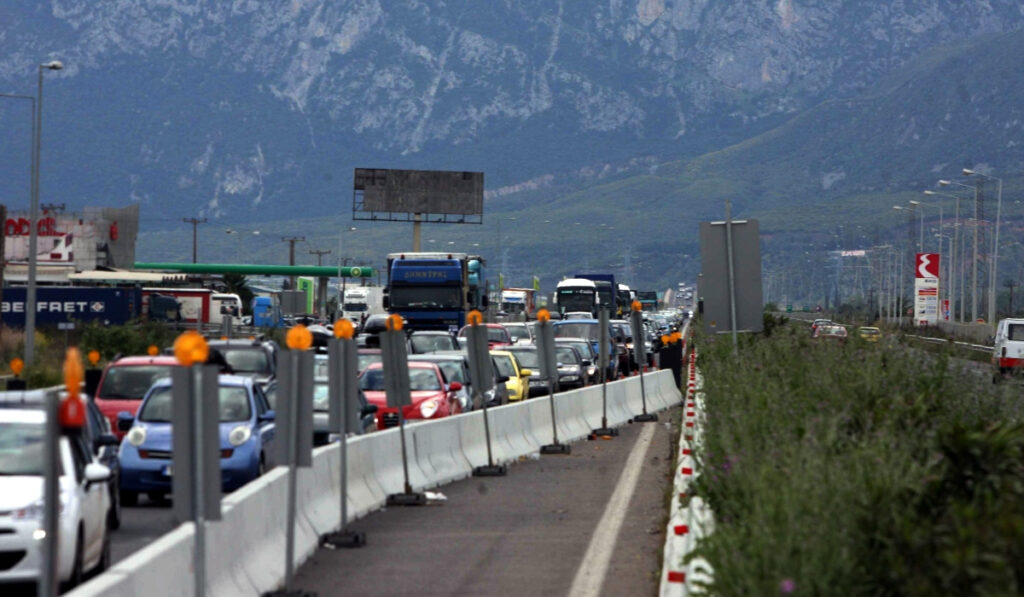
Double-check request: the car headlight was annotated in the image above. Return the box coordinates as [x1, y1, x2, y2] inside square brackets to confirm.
[228, 425, 252, 447]
[127, 426, 147, 447]
[420, 399, 441, 418]
[14, 495, 65, 520]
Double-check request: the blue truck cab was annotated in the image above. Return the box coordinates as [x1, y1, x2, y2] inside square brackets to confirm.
[251, 295, 284, 327]
[383, 252, 486, 331]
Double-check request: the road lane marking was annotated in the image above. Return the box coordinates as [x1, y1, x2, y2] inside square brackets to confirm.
[568, 423, 657, 597]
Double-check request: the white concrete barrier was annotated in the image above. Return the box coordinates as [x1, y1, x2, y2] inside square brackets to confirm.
[71, 369, 679, 597]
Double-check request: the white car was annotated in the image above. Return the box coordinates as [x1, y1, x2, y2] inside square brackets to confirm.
[0, 408, 112, 587]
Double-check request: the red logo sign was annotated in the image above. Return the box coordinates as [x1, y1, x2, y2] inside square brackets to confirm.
[915, 253, 940, 279]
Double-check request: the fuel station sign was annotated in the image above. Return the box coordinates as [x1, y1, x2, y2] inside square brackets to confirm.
[914, 253, 940, 327]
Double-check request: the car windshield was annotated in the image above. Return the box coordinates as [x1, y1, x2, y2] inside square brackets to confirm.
[504, 324, 529, 339]
[139, 386, 252, 422]
[98, 365, 176, 399]
[508, 349, 539, 369]
[360, 367, 443, 392]
[561, 341, 592, 359]
[0, 421, 44, 476]
[390, 286, 462, 309]
[220, 348, 271, 375]
[410, 335, 457, 353]
[314, 358, 329, 380]
[487, 328, 510, 343]
[556, 346, 580, 365]
[435, 362, 465, 384]
[358, 352, 382, 372]
[313, 383, 329, 411]
[493, 355, 517, 378]
[554, 323, 599, 341]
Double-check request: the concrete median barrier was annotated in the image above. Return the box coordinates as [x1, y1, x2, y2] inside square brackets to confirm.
[72, 369, 667, 596]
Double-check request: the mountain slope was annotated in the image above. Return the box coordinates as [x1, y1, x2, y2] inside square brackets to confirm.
[2, 1, 1024, 224]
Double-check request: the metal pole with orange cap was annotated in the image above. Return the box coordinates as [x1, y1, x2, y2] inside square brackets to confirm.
[466, 309, 506, 476]
[381, 314, 426, 505]
[591, 305, 618, 437]
[320, 319, 368, 548]
[170, 330, 220, 597]
[537, 309, 571, 455]
[7, 357, 26, 390]
[631, 300, 658, 423]
[268, 324, 315, 595]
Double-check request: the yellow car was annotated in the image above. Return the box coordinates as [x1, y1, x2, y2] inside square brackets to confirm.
[491, 350, 532, 402]
[857, 326, 882, 342]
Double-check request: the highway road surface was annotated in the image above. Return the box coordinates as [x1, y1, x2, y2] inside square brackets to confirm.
[293, 407, 680, 597]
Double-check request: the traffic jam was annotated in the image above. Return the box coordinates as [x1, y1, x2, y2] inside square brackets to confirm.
[0, 252, 690, 592]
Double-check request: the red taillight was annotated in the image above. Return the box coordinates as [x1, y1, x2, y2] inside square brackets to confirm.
[220, 449, 234, 458]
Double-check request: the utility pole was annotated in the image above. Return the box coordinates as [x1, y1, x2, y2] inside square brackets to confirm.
[1005, 280, 1017, 317]
[309, 249, 332, 318]
[282, 236, 305, 289]
[308, 248, 332, 266]
[184, 217, 207, 263]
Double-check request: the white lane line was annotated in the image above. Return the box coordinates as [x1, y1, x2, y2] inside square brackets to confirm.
[568, 424, 657, 597]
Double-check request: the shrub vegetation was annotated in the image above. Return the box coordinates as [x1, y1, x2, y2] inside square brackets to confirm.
[690, 323, 1024, 595]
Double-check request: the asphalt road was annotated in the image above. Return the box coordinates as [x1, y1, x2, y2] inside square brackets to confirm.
[110, 496, 181, 565]
[292, 407, 680, 597]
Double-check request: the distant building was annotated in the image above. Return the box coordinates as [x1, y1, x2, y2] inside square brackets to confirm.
[3, 205, 139, 283]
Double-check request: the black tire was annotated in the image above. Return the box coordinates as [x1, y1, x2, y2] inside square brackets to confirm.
[95, 529, 111, 574]
[258, 454, 267, 477]
[120, 490, 138, 507]
[107, 485, 122, 530]
[61, 529, 84, 591]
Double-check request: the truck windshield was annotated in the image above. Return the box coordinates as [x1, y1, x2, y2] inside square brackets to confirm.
[391, 286, 462, 309]
[554, 323, 600, 341]
[557, 289, 595, 313]
[593, 283, 614, 310]
[343, 302, 368, 312]
[501, 302, 525, 313]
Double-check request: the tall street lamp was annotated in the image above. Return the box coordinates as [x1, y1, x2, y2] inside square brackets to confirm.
[963, 168, 1003, 328]
[907, 200, 926, 253]
[924, 190, 963, 322]
[25, 60, 64, 366]
[0, 93, 36, 339]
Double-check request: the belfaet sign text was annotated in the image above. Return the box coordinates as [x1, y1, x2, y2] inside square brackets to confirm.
[0, 287, 141, 326]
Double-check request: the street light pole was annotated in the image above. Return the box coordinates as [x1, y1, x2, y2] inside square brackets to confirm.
[25, 60, 63, 367]
[964, 169, 1003, 328]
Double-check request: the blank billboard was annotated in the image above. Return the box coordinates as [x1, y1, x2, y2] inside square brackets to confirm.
[699, 218, 763, 335]
[353, 168, 484, 223]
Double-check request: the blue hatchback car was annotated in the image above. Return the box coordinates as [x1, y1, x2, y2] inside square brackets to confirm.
[116, 375, 276, 505]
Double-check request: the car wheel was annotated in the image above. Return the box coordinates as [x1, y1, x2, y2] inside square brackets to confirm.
[258, 454, 267, 477]
[61, 528, 84, 591]
[120, 490, 138, 507]
[107, 485, 122, 530]
[95, 528, 111, 574]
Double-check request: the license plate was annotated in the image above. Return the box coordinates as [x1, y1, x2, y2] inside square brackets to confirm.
[162, 465, 173, 477]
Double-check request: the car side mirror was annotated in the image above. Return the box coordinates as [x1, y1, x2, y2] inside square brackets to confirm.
[259, 409, 276, 423]
[361, 403, 379, 416]
[581, 359, 592, 367]
[449, 381, 463, 392]
[116, 412, 134, 432]
[510, 336, 518, 342]
[497, 375, 510, 383]
[84, 463, 111, 487]
[94, 433, 119, 450]
[520, 368, 533, 377]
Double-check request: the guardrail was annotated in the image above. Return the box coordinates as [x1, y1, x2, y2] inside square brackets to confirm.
[69, 370, 683, 597]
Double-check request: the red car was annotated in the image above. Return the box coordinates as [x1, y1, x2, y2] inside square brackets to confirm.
[93, 356, 180, 438]
[359, 362, 463, 430]
[456, 323, 513, 349]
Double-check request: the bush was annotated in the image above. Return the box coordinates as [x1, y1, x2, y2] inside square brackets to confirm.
[79, 321, 177, 362]
[688, 323, 1024, 595]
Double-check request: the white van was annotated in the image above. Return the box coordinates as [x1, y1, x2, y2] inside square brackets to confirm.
[210, 293, 243, 326]
[992, 318, 1024, 378]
